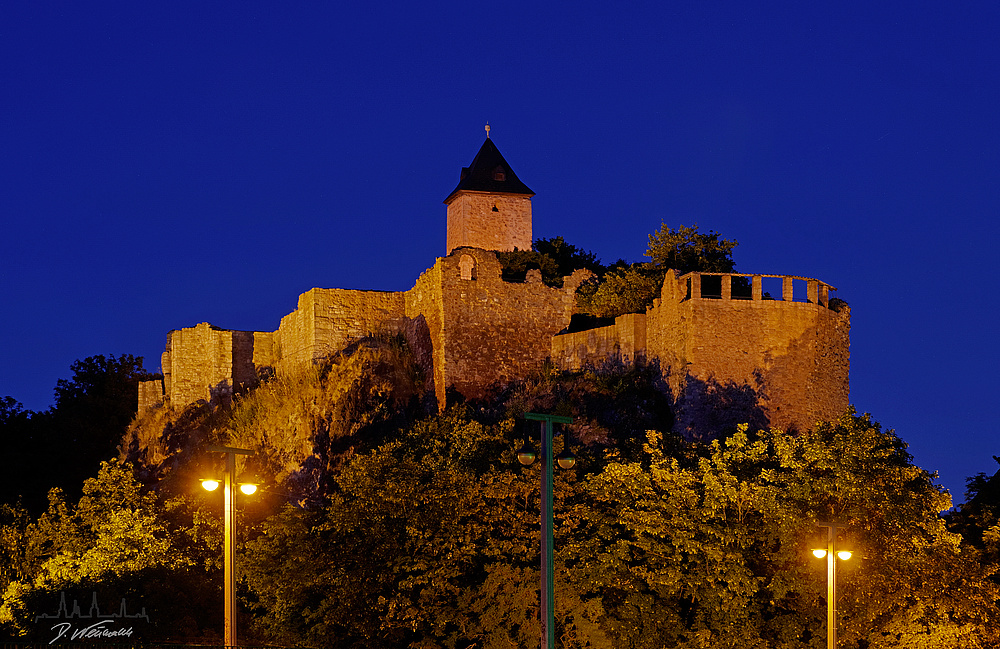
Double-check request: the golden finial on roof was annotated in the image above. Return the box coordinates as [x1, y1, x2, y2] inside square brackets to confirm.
[485, 123, 490, 138]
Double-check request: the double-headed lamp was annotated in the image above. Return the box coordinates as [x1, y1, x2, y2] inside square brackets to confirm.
[811, 549, 853, 560]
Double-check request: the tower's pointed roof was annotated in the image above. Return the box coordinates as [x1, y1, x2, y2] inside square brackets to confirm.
[444, 137, 534, 203]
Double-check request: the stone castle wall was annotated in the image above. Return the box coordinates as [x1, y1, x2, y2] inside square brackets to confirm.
[137, 379, 164, 413]
[552, 271, 850, 434]
[140, 262, 850, 437]
[550, 313, 648, 369]
[446, 193, 532, 254]
[276, 288, 407, 373]
[140, 248, 586, 412]
[431, 248, 585, 403]
[405, 260, 447, 404]
[147, 323, 276, 408]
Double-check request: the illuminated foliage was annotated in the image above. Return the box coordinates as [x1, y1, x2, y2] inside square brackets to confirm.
[0, 461, 219, 641]
[645, 223, 738, 274]
[5, 334, 999, 647]
[572, 413, 1000, 648]
[576, 265, 663, 319]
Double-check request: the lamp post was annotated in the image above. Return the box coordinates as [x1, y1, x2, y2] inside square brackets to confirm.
[519, 413, 574, 649]
[812, 522, 852, 649]
[201, 445, 257, 649]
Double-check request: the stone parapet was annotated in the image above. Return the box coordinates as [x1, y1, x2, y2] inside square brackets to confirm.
[650, 271, 849, 435]
[552, 270, 850, 436]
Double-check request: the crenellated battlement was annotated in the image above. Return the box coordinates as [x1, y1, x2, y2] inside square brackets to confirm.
[670, 271, 838, 307]
[553, 269, 850, 435]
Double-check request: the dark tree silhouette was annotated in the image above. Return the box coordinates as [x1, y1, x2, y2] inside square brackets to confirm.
[0, 355, 157, 512]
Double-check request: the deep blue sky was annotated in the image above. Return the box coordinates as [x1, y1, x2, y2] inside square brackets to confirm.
[2, 2, 997, 503]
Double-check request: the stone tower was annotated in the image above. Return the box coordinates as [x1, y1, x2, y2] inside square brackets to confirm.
[444, 135, 534, 254]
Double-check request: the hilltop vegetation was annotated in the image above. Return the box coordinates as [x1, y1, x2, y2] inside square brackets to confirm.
[499, 224, 740, 321]
[3, 328, 1000, 648]
[0, 226, 994, 647]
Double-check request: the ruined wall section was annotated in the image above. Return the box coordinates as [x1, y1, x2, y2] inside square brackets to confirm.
[553, 271, 851, 435]
[446, 192, 532, 254]
[550, 313, 647, 370]
[138, 379, 164, 412]
[141, 263, 849, 430]
[276, 288, 406, 374]
[436, 247, 585, 402]
[158, 322, 275, 408]
[404, 261, 446, 406]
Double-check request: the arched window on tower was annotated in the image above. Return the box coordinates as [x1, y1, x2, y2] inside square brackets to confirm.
[460, 254, 477, 280]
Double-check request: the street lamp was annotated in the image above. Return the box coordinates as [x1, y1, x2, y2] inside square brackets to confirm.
[519, 413, 575, 649]
[812, 522, 852, 649]
[201, 445, 258, 649]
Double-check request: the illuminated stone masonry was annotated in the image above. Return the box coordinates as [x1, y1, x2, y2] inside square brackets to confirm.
[551, 271, 850, 435]
[138, 136, 850, 435]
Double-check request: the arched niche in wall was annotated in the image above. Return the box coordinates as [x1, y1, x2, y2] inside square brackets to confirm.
[459, 254, 477, 280]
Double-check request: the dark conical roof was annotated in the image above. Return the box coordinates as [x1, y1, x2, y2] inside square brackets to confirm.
[444, 138, 534, 203]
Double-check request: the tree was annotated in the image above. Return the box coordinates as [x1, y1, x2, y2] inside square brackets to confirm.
[242, 408, 612, 649]
[0, 503, 31, 597]
[572, 413, 1000, 648]
[496, 237, 605, 287]
[645, 223, 737, 274]
[10, 355, 157, 511]
[575, 266, 663, 319]
[49, 354, 155, 445]
[0, 398, 37, 510]
[574, 224, 740, 321]
[948, 459, 1000, 547]
[0, 460, 219, 642]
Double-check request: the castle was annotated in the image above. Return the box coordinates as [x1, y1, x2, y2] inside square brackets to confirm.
[138, 135, 850, 435]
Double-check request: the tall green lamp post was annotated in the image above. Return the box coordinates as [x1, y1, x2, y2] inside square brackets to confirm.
[200, 445, 258, 649]
[519, 413, 575, 649]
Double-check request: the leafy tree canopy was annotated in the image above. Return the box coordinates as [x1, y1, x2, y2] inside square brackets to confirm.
[0, 460, 220, 642]
[1, 355, 156, 512]
[645, 223, 738, 274]
[575, 265, 663, 320]
[496, 236, 606, 287]
[574, 223, 740, 321]
[6, 322, 999, 647]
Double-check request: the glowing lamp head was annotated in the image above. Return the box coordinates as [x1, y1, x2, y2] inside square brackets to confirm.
[201, 479, 220, 492]
[239, 483, 258, 495]
[517, 443, 536, 466]
[812, 549, 827, 559]
[556, 449, 577, 470]
[837, 550, 852, 561]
